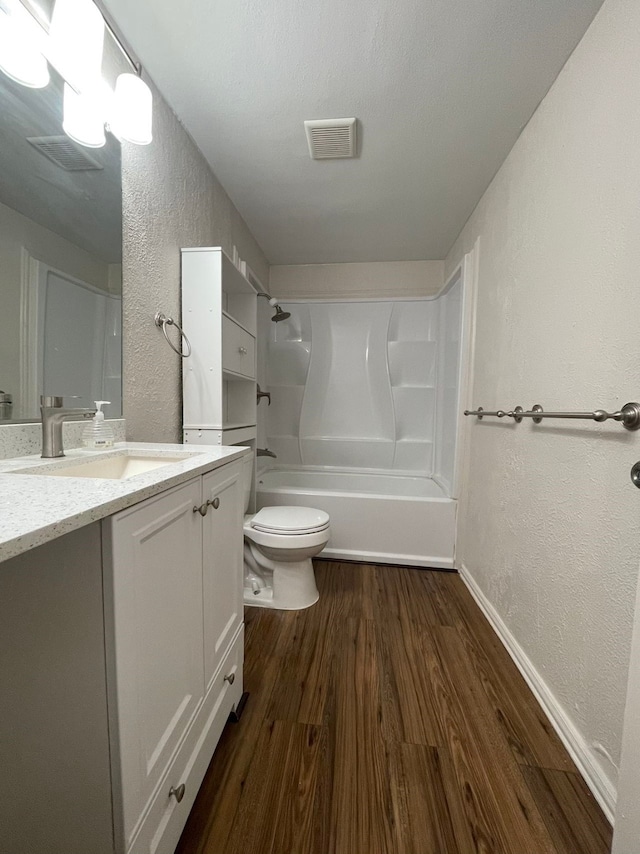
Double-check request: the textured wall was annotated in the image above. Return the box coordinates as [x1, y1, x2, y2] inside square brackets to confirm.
[447, 0, 640, 801]
[121, 80, 268, 442]
[270, 260, 443, 300]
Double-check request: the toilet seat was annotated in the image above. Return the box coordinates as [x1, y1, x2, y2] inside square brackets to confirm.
[249, 506, 330, 535]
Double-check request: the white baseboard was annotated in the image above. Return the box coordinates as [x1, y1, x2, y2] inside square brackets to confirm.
[459, 563, 616, 824]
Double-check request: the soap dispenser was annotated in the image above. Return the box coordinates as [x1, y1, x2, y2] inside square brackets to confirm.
[82, 401, 114, 449]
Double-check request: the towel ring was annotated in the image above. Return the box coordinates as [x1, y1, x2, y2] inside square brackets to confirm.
[154, 312, 192, 358]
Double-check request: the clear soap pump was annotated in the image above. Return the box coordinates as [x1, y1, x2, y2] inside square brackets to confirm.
[82, 401, 114, 449]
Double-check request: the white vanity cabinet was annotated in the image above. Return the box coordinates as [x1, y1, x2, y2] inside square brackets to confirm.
[0, 454, 246, 854]
[104, 460, 245, 854]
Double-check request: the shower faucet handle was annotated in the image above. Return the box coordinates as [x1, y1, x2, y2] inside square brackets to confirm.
[257, 384, 271, 406]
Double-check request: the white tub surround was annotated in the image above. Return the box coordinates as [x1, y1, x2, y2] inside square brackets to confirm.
[0, 442, 249, 563]
[260, 272, 468, 567]
[257, 468, 456, 568]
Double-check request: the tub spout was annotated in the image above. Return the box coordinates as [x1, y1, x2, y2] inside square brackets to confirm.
[257, 447, 277, 458]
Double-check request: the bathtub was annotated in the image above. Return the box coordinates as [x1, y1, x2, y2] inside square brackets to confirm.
[256, 468, 456, 568]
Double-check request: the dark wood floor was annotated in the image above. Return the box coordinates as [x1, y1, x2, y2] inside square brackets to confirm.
[176, 561, 612, 854]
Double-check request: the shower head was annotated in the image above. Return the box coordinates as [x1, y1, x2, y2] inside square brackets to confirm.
[271, 305, 291, 322]
[257, 291, 290, 322]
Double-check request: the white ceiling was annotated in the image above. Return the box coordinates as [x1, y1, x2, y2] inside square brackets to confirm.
[103, 0, 603, 265]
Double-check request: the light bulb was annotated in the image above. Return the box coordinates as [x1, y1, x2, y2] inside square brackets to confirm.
[49, 0, 104, 93]
[63, 82, 105, 147]
[110, 73, 153, 145]
[0, 7, 49, 88]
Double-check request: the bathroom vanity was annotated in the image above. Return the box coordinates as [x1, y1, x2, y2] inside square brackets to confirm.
[0, 443, 250, 854]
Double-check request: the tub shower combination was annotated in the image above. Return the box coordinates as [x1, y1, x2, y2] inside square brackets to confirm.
[258, 272, 466, 568]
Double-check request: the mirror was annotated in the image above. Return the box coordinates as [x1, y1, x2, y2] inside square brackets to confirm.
[0, 63, 122, 422]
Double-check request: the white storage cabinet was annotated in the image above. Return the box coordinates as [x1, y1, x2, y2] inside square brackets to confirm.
[182, 247, 258, 448]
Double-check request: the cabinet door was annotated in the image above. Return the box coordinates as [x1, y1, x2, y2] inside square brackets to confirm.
[104, 478, 204, 848]
[202, 461, 244, 691]
[222, 314, 256, 378]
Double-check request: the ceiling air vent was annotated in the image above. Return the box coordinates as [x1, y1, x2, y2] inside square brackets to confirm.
[27, 136, 104, 171]
[304, 118, 357, 160]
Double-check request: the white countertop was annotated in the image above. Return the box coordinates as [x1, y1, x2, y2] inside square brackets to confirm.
[0, 442, 250, 563]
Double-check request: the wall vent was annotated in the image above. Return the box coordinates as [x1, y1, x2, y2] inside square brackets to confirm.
[26, 136, 104, 171]
[304, 118, 357, 160]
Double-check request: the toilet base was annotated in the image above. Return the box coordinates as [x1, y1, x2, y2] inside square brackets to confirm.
[243, 554, 319, 610]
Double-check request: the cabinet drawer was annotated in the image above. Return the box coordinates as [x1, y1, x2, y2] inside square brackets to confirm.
[222, 314, 255, 378]
[128, 626, 244, 854]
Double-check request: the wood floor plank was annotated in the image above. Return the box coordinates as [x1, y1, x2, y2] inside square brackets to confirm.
[433, 624, 558, 854]
[224, 719, 326, 854]
[329, 617, 396, 854]
[373, 563, 442, 628]
[315, 559, 377, 621]
[436, 571, 577, 772]
[390, 743, 477, 854]
[265, 602, 335, 726]
[377, 614, 444, 747]
[522, 767, 613, 854]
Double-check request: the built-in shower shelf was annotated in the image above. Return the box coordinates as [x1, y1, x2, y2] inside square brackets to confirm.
[392, 384, 435, 389]
[267, 383, 306, 388]
[303, 436, 395, 443]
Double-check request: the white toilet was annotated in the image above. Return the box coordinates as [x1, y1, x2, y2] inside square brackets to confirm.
[241, 456, 330, 609]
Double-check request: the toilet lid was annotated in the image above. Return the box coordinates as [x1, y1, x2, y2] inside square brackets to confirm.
[251, 506, 330, 534]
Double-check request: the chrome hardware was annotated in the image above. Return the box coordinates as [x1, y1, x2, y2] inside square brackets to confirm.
[0, 391, 13, 421]
[154, 312, 191, 358]
[631, 462, 640, 489]
[238, 346, 248, 355]
[464, 402, 640, 431]
[257, 384, 271, 406]
[224, 673, 235, 685]
[40, 396, 97, 458]
[169, 783, 185, 803]
[193, 503, 208, 516]
[209, 497, 220, 510]
[256, 447, 277, 458]
[531, 404, 544, 424]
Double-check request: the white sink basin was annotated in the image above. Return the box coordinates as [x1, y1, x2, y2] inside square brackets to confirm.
[14, 452, 192, 481]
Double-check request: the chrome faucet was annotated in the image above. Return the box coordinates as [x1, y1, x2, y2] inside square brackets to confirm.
[256, 384, 271, 406]
[40, 396, 97, 458]
[256, 447, 277, 458]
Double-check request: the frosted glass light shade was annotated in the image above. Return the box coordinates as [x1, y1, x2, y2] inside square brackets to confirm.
[63, 82, 105, 147]
[0, 8, 50, 88]
[49, 0, 104, 93]
[110, 73, 153, 145]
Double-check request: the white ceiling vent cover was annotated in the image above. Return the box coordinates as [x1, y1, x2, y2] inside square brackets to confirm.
[304, 118, 357, 160]
[26, 136, 104, 171]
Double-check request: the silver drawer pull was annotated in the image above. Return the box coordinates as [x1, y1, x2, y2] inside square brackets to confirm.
[208, 497, 220, 510]
[238, 346, 247, 354]
[224, 672, 235, 685]
[169, 783, 185, 803]
[193, 503, 208, 516]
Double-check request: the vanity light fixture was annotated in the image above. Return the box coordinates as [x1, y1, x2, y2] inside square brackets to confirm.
[63, 81, 105, 147]
[110, 71, 153, 145]
[48, 0, 104, 94]
[0, 0, 153, 148]
[0, 4, 49, 88]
